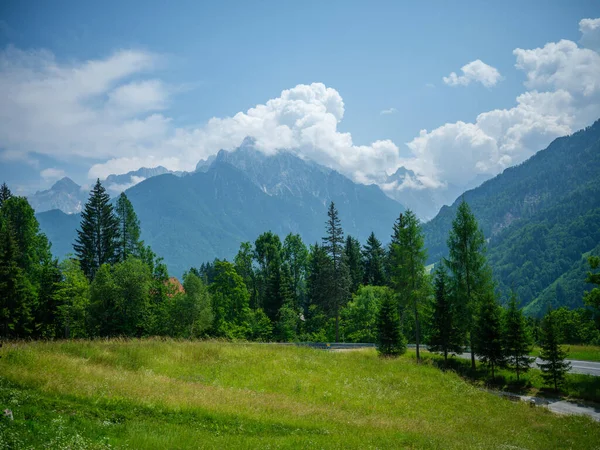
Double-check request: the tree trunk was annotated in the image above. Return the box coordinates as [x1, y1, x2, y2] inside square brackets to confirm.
[335, 303, 339, 342]
[470, 334, 475, 370]
[415, 298, 420, 362]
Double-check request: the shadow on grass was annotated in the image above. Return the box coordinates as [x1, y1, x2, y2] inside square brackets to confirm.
[423, 353, 600, 403]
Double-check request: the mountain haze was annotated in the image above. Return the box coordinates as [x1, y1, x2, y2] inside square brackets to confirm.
[37, 141, 404, 276]
[423, 119, 600, 314]
[28, 177, 87, 214]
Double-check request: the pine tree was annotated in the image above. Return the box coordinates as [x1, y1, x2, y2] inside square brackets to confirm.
[503, 292, 534, 381]
[539, 309, 571, 392]
[428, 266, 463, 366]
[444, 200, 488, 370]
[322, 201, 350, 342]
[387, 210, 427, 362]
[307, 243, 330, 316]
[376, 290, 406, 356]
[344, 235, 363, 293]
[0, 182, 12, 208]
[362, 232, 386, 286]
[74, 179, 120, 280]
[474, 291, 506, 378]
[115, 192, 141, 261]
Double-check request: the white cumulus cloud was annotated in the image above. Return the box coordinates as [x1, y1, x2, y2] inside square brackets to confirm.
[40, 167, 65, 181]
[580, 18, 600, 51]
[2, 17, 600, 201]
[443, 59, 502, 88]
[404, 18, 600, 190]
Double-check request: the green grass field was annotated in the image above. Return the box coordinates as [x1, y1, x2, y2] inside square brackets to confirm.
[0, 340, 599, 449]
[530, 345, 600, 362]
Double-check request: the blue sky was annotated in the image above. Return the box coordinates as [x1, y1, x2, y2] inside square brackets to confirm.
[0, 0, 599, 195]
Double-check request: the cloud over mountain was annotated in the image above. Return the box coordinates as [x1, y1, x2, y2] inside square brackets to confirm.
[1, 17, 599, 201]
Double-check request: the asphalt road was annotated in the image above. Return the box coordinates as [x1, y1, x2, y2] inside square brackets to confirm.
[456, 352, 600, 377]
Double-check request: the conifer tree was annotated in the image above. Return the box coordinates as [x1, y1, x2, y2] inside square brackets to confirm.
[0, 182, 11, 208]
[115, 192, 141, 261]
[74, 179, 120, 280]
[539, 309, 571, 392]
[322, 201, 350, 342]
[376, 290, 406, 356]
[362, 232, 386, 286]
[307, 243, 330, 316]
[503, 292, 534, 380]
[344, 235, 363, 293]
[387, 210, 427, 361]
[474, 291, 506, 378]
[444, 200, 488, 370]
[428, 266, 463, 365]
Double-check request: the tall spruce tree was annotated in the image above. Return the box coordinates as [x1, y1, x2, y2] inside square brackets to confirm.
[387, 210, 427, 362]
[376, 290, 406, 356]
[503, 292, 534, 381]
[444, 200, 487, 370]
[0, 182, 12, 208]
[474, 291, 506, 378]
[362, 232, 386, 286]
[74, 179, 120, 280]
[344, 235, 364, 293]
[428, 266, 463, 365]
[539, 309, 571, 392]
[307, 243, 330, 316]
[115, 192, 141, 261]
[322, 201, 350, 342]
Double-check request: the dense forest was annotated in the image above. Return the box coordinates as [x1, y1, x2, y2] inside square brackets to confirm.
[423, 120, 600, 314]
[2, 178, 599, 376]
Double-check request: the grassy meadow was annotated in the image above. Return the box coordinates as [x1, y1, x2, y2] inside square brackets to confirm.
[0, 339, 599, 449]
[530, 344, 600, 362]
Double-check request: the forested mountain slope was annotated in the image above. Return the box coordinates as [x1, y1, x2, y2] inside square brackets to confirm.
[37, 147, 404, 277]
[423, 120, 600, 313]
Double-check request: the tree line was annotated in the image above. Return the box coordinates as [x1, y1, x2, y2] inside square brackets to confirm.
[1, 179, 599, 390]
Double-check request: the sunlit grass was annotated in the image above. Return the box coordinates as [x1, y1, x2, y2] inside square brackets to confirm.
[530, 344, 600, 362]
[0, 339, 598, 449]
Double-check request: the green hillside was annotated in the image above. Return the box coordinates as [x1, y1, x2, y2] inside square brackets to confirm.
[423, 120, 600, 313]
[1, 340, 598, 449]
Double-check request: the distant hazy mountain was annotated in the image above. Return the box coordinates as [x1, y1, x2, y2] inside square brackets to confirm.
[383, 167, 492, 221]
[104, 166, 174, 193]
[195, 155, 216, 173]
[37, 140, 405, 277]
[28, 177, 87, 214]
[422, 119, 600, 314]
[29, 167, 182, 214]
